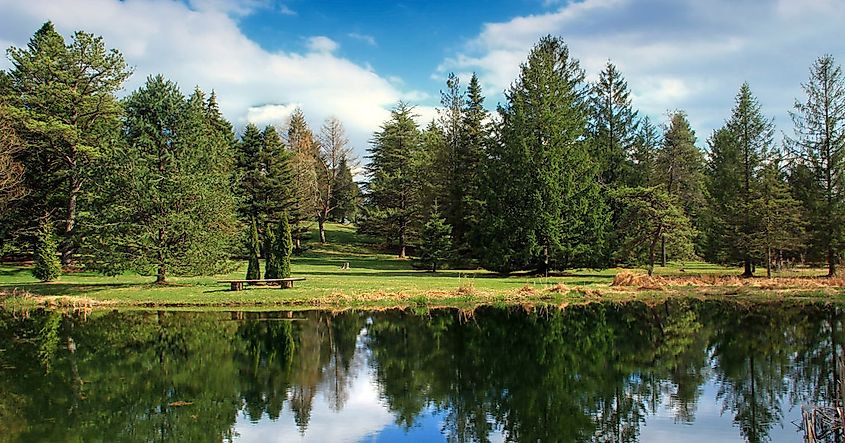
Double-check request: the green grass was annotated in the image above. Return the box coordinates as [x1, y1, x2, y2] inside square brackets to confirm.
[1, 222, 843, 310]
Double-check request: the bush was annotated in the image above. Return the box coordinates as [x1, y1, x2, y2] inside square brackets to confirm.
[246, 218, 261, 280]
[32, 220, 61, 282]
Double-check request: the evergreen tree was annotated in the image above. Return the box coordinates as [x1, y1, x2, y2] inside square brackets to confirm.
[655, 111, 706, 265]
[246, 217, 261, 280]
[259, 126, 297, 224]
[6, 22, 131, 265]
[707, 83, 773, 276]
[277, 212, 293, 278]
[589, 62, 639, 187]
[234, 123, 264, 220]
[418, 205, 452, 272]
[264, 225, 279, 279]
[85, 76, 238, 283]
[360, 102, 422, 258]
[32, 218, 61, 282]
[456, 73, 488, 259]
[612, 187, 694, 276]
[479, 36, 609, 274]
[788, 55, 845, 276]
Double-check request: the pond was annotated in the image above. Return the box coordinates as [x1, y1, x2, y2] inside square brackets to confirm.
[0, 300, 842, 442]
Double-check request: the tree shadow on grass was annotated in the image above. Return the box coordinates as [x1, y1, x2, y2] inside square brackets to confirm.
[0, 282, 139, 297]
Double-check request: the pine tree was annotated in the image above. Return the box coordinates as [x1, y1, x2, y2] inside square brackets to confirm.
[418, 205, 452, 272]
[246, 217, 261, 280]
[630, 117, 661, 187]
[235, 123, 264, 220]
[480, 36, 609, 274]
[360, 102, 422, 258]
[259, 126, 297, 224]
[655, 111, 706, 265]
[286, 108, 319, 250]
[277, 212, 293, 278]
[788, 55, 845, 276]
[6, 22, 131, 266]
[85, 76, 238, 283]
[32, 218, 61, 282]
[589, 62, 639, 187]
[707, 83, 773, 276]
[456, 73, 488, 259]
[264, 224, 279, 279]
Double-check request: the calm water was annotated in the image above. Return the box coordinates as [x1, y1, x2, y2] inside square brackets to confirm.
[1, 301, 843, 442]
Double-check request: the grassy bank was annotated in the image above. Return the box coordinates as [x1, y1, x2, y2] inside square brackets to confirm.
[2, 223, 844, 310]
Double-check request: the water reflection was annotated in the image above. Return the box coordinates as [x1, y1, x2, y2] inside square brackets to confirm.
[0, 301, 841, 442]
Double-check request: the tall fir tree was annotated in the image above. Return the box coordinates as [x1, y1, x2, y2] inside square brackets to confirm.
[788, 55, 845, 276]
[85, 76, 237, 283]
[707, 83, 773, 276]
[589, 62, 639, 187]
[417, 204, 452, 272]
[630, 117, 661, 188]
[234, 123, 264, 221]
[655, 111, 706, 265]
[456, 73, 488, 259]
[264, 224, 279, 279]
[360, 102, 422, 258]
[6, 22, 131, 265]
[330, 156, 360, 223]
[480, 36, 609, 274]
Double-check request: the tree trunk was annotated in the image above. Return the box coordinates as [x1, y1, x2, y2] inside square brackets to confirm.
[318, 218, 326, 243]
[766, 245, 772, 278]
[61, 171, 82, 267]
[742, 257, 754, 278]
[156, 227, 166, 284]
[156, 264, 166, 284]
[660, 235, 666, 267]
[829, 247, 837, 277]
[398, 226, 406, 258]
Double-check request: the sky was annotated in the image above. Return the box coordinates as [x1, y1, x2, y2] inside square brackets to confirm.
[1, 0, 843, 160]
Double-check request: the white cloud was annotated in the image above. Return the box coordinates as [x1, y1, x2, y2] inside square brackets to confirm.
[306, 36, 339, 54]
[347, 32, 377, 46]
[278, 4, 296, 16]
[438, 0, 845, 143]
[246, 103, 301, 128]
[0, 0, 405, 156]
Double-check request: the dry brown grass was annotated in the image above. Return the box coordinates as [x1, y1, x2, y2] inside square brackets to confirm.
[612, 271, 845, 290]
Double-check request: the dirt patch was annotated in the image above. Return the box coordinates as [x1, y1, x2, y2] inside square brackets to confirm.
[612, 271, 845, 290]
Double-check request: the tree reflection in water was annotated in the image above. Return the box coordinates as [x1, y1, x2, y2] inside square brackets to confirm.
[0, 301, 842, 442]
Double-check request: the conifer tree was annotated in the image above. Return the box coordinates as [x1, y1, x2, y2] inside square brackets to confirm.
[455, 73, 488, 258]
[480, 36, 608, 274]
[85, 76, 237, 283]
[235, 123, 264, 220]
[589, 62, 639, 187]
[264, 224, 279, 279]
[360, 102, 422, 258]
[246, 217, 261, 280]
[655, 111, 706, 265]
[330, 156, 360, 223]
[753, 158, 805, 277]
[32, 218, 61, 282]
[286, 108, 319, 250]
[707, 83, 773, 276]
[630, 117, 661, 187]
[418, 205, 452, 272]
[788, 55, 845, 276]
[6, 22, 131, 265]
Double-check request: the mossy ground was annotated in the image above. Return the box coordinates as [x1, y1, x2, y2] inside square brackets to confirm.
[1, 223, 843, 310]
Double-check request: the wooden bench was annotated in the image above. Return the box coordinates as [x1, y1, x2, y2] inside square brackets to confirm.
[218, 278, 306, 291]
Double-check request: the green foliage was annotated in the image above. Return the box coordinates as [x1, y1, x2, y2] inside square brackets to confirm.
[417, 206, 452, 272]
[278, 212, 293, 278]
[5, 22, 130, 264]
[246, 218, 261, 280]
[479, 35, 609, 274]
[360, 102, 422, 258]
[788, 55, 845, 276]
[706, 83, 773, 275]
[589, 62, 639, 187]
[612, 186, 695, 275]
[32, 219, 61, 282]
[264, 225, 279, 279]
[330, 156, 360, 223]
[753, 159, 806, 276]
[84, 76, 238, 283]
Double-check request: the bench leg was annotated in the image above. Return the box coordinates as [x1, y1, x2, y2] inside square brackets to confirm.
[281, 280, 293, 289]
[231, 282, 243, 291]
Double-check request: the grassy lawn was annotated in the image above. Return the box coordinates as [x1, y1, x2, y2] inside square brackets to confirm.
[1, 223, 843, 310]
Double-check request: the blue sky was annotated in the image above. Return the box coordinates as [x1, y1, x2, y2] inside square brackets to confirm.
[1, 0, 843, 159]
